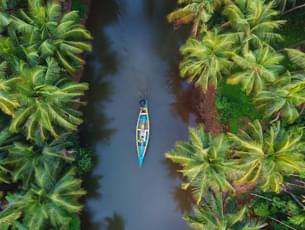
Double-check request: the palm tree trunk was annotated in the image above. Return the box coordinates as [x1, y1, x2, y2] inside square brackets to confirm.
[283, 3, 305, 15]
[281, 0, 287, 14]
[270, 112, 281, 123]
[300, 103, 305, 114]
[268, 217, 298, 230]
[283, 186, 305, 209]
[192, 19, 200, 37]
[250, 192, 273, 202]
[192, 84, 223, 134]
[287, 190, 304, 208]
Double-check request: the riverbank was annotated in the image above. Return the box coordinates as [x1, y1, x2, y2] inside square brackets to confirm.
[166, 1, 305, 229]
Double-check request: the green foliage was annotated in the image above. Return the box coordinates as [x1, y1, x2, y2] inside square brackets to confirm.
[229, 120, 305, 193]
[253, 202, 270, 218]
[0, 61, 19, 116]
[227, 47, 284, 95]
[75, 147, 93, 175]
[253, 192, 305, 230]
[167, 0, 223, 36]
[68, 214, 81, 230]
[166, 124, 235, 204]
[180, 30, 234, 90]
[4, 133, 75, 188]
[0, 0, 92, 228]
[9, 64, 88, 140]
[72, 0, 88, 18]
[169, 0, 305, 229]
[216, 84, 260, 133]
[223, 0, 285, 49]
[255, 71, 305, 124]
[185, 191, 267, 230]
[1, 169, 86, 230]
[11, 0, 92, 74]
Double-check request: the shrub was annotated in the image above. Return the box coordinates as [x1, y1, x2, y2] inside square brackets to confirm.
[75, 148, 93, 175]
[216, 84, 260, 132]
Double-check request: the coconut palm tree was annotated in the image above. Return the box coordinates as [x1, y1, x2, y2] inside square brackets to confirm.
[255, 73, 305, 123]
[0, 208, 22, 227]
[180, 30, 234, 91]
[286, 48, 305, 70]
[11, 0, 92, 74]
[228, 120, 305, 193]
[0, 0, 23, 32]
[166, 124, 234, 204]
[184, 191, 267, 230]
[223, 0, 285, 49]
[167, 0, 223, 36]
[227, 47, 284, 95]
[9, 59, 88, 140]
[4, 134, 75, 188]
[0, 0, 10, 33]
[0, 37, 27, 72]
[0, 122, 20, 184]
[1, 168, 85, 229]
[0, 61, 19, 117]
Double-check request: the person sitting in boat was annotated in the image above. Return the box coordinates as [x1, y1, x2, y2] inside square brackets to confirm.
[139, 123, 147, 145]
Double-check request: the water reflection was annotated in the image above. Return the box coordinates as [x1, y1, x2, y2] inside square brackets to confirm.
[103, 213, 125, 230]
[80, 0, 121, 228]
[162, 159, 194, 214]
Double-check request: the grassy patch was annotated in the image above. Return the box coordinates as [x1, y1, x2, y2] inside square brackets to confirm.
[216, 84, 261, 133]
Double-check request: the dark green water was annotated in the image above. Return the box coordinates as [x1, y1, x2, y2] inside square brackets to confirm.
[80, 0, 195, 229]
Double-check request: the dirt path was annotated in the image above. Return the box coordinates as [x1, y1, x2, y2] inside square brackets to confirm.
[192, 85, 224, 135]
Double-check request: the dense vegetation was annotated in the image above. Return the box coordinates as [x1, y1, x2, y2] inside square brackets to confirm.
[0, 0, 92, 229]
[167, 0, 305, 229]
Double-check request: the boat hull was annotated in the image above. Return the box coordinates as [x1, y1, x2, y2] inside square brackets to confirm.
[136, 100, 150, 166]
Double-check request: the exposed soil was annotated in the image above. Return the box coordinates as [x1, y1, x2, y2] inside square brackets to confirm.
[192, 85, 224, 135]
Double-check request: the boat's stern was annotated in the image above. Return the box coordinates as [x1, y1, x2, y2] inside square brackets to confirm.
[138, 155, 145, 167]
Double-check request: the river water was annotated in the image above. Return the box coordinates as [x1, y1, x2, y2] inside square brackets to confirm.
[80, 0, 194, 229]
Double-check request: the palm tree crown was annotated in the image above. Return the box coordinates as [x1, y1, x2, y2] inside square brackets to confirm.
[167, 0, 223, 36]
[11, 0, 92, 74]
[228, 120, 305, 193]
[3, 168, 86, 229]
[4, 133, 75, 188]
[255, 73, 305, 123]
[227, 47, 284, 95]
[184, 191, 267, 230]
[9, 59, 88, 140]
[0, 61, 19, 116]
[286, 48, 305, 70]
[166, 124, 234, 204]
[223, 0, 285, 49]
[180, 31, 234, 90]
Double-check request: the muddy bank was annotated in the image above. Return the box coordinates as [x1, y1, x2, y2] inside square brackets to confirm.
[192, 85, 224, 134]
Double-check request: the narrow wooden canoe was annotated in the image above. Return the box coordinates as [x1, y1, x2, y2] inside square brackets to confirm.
[136, 99, 150, 166]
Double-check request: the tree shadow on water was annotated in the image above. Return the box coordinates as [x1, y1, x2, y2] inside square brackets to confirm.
[79, 0, 122, 229]
[162, 158, 194, 214]
[173, 186, 194, 214]
[102, 213, 125, 230]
